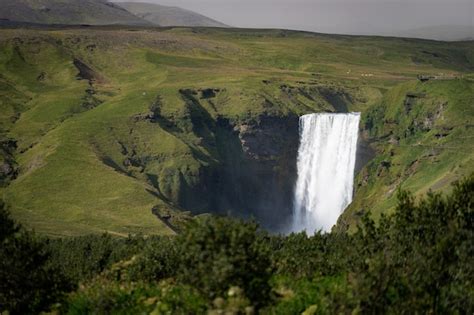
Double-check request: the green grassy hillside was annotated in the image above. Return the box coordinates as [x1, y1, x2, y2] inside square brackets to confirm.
[0, 0, 150, 26]
[0, 26, 473, 236]
[339, 76, 474, 230]
[116, 2, 229, 27]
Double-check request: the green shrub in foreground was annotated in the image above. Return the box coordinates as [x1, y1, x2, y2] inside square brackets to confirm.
[2, 176, 472, 314]
[177, 216, 273, 307]
[126, 236, 179, 282]
[270, 231, 357, 279]
[46, 234, 147, 284]
[65, 278, 207, 315]
[263, 275, 355, 315]
[0, 203, 70, 315]
[352, 174, 474, 314]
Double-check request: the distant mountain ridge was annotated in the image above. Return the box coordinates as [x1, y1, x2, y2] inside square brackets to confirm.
[0, 0, 151, 26]
[395, 25, 474, 42]
[0, 0, 228, 28]
[115, 2, 229, 28]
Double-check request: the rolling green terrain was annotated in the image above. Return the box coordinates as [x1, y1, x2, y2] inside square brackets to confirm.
[0, 26, 473, 236]
[0, 0, 150, 26]
[116, 2, 229, 28]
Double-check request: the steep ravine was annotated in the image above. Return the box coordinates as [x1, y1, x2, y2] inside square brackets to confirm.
[138, 106, 302, 231]
[131, 86, 373, 232]
[221, 113, 374, 231]
[146, 79, 471, 233]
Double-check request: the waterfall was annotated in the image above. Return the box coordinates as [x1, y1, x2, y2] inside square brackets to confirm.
[292, 113, 361, 234]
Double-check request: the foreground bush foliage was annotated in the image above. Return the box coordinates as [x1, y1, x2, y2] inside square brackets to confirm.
[352, 176, 474, 314]
[176, 217, 272, 305]
[0, 175, 472, 314]
[47, 233, 147, 284]
[0, 203, 70, 314]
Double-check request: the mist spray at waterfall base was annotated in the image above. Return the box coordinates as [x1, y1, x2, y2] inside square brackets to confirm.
[292, 113, 361, 234]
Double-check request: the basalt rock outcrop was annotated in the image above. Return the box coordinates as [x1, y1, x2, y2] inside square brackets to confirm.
[0, 139, 18, 187]
[212, 114, 300, 231]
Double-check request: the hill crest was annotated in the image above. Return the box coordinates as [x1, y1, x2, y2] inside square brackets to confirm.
[115, 2, 229, 27]
[0, 0, 151, 26]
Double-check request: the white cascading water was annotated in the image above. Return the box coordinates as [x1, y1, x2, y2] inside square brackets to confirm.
[292, 113, 361, 234]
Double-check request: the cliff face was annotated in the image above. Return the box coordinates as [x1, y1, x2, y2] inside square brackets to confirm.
[210, 113, 374, 232]
[0, 139, 18, 187]
[136, 84, 363, 231]
[139, 99, 301, 231]
[143, 93, 375, 232]
[213, 114, 299, 231]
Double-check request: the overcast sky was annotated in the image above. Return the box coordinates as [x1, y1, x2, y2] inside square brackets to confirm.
[114, 0, 473, 37]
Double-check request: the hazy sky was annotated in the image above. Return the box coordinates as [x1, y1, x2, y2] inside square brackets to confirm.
[115, 0, 473, 36]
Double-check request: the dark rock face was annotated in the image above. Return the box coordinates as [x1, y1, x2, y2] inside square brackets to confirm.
[318, 87, 352, 113]
[0, 139, 18, 186]
[215, 114, 373, 231]
[164, 113, 301, 232]
[73, 58, 103, 84]
[210, 114, 300, 231]
[355, 137, 376, 175]
[0, 162, 14, 178]
[130, 93, 300, 231]
[74, 58, 94, 81]
[235, 115, 299, 161]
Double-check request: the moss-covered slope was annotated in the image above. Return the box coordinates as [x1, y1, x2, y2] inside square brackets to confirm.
[339, 77, 474, 230]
